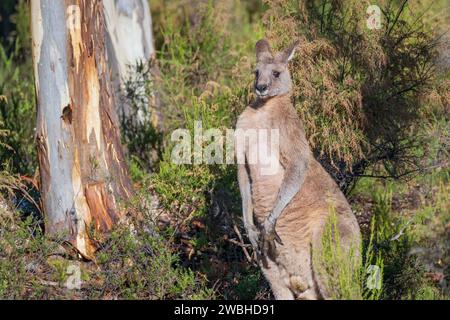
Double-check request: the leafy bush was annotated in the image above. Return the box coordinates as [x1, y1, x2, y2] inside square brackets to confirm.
[352, 166, 449, 300]
[262, 0, 441, 192]
[91, 217, 213, 300]
[0, 0, 36, 175]
[0, 197, 213, 299]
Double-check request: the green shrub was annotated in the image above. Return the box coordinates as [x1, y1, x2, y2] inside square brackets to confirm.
[353, 170, 448, 300]
[313, 210, 363, 300]
[0, 197, 213, 300]
[0, 209, 58, 299]
[262, 0, 441, 191]
[90, 219, 213, 300]
[313, 208, 385, 300]
[120, 60, 163, 171]
[0, 0, 36, 175]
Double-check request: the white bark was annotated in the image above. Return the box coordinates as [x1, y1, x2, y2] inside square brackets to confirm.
[103, 0, 160, 125]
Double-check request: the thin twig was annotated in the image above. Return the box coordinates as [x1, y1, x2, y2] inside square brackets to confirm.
[231, 222, 255, 265]
[38, 279, 59, 287]
[355, 168, 420, 180]
[390, 219, 413, 241]
[387, 0, 408, 36]
[13, 184, 42, 217]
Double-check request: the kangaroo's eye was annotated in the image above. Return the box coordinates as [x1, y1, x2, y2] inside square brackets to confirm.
[273, 71, 281, 78]
[255, 70, 259, 78]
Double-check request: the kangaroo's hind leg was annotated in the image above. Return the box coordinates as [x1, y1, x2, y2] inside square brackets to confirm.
[261, 259, 295, 300]
[289, 247, 322, 300]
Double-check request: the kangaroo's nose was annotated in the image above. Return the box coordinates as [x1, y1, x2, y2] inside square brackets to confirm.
[256, 84, 268, 92]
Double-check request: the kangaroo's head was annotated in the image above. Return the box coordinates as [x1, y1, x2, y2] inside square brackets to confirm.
[254, 39, 299, 99]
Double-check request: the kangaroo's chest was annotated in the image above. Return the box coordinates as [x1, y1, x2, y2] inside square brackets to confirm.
[236, 108, 284, 219]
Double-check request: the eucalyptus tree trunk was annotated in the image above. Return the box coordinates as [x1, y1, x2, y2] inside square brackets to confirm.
[103, 0, 162, 128]
[31, 0, 132, 259]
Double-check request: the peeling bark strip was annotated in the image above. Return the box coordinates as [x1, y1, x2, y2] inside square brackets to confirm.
[31, 0, 132, 259]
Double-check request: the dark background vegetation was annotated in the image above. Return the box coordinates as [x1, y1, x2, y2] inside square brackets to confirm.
[0, 0, 448, 299]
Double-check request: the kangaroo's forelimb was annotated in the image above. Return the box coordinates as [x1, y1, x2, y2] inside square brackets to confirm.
[267, 157, 309, 225]
[238, 162, 260, 251]
[261, 144, 309, 255]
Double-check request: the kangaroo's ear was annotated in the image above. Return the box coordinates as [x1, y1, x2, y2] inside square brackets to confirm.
[255, 39, 273, 62]
[280, 40, 300, 63]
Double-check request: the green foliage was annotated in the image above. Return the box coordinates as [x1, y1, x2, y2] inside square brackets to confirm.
[352, 162, 449, 300]
[361, 220, 384, 300]
[0, 200, 213, 299]
[413, 282, 447, 300]
[313, 209, 363, 300]
[312, 209, 387, 300]
[0, 0, 36, 175]
[371, 185, 430, 299]
[0, 210, 58, 299]
[120, 60, 163, 171]
[232, 271, 265, 300]
[153, 160, 214, 217]
[91, 220, 213, 300]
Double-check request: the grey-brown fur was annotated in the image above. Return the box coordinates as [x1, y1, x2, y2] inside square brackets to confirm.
[235, 39, 361, 300]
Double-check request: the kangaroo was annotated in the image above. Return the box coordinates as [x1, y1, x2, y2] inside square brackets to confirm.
[235, 39, 361, 300]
